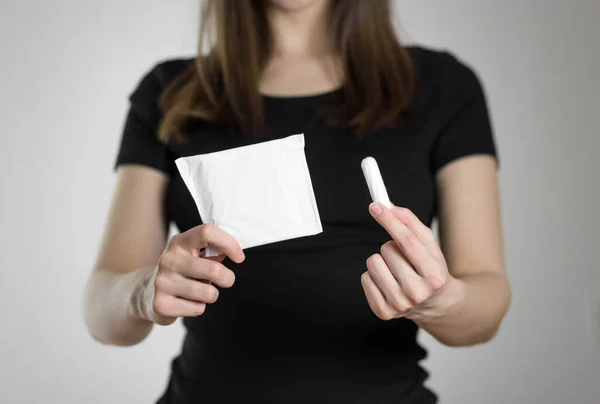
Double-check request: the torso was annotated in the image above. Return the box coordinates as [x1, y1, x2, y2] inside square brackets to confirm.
[154, 47, 457, 404]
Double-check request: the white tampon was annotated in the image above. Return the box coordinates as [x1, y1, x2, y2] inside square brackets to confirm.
[361, 156, 393, 210]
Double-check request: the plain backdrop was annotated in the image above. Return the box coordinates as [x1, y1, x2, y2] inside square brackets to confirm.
[1, 1, 599, 403]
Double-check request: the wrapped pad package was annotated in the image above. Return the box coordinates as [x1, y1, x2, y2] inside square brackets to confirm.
[175, 134, 323, 257]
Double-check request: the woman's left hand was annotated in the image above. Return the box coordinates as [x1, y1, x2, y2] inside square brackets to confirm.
[361, 202, 465, 323]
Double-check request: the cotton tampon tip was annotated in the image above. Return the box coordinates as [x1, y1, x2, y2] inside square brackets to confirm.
[361, 157, 393, 210]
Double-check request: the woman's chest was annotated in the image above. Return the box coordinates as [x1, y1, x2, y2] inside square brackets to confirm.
[166, 118, 437, 236]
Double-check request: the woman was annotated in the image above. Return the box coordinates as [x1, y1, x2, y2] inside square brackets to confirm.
[84, 0, 511, 402]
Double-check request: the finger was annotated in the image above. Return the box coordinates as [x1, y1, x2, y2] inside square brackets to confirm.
[200, 251, 227, 262]
[369, 202, 438, 278]
[366, 253, 411, 313]
[380, 241, 433, 305]
[391, 206, 441, 256]
[153, 294, 206, 319]
[156, 272, 220, 304]
[176, 224, 245, 264]
[158, 251, 235, 288]
[176, 255, 236, 288]
[360, 272, 396, 320]
[172, 297, 207, 317]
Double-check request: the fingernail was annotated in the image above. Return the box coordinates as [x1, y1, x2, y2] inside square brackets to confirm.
[369, 203, 383, 216]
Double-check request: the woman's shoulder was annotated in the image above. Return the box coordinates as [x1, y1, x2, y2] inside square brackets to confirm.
[148, 57, 196, 85]
[405, 45, 487, 111]
[130, 57, 196, 101]
[407, 45, 480, 83]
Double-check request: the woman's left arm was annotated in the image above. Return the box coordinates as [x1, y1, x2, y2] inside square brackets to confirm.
[420, 154, 510, 346]
[362, 155, 511, 347]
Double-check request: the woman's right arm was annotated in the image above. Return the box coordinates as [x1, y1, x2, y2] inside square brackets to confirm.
[83, 165, 245, 346]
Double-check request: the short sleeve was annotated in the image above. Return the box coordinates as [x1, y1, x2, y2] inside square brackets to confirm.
[114, 63, 175, 175]
[431, 52, 498, 172]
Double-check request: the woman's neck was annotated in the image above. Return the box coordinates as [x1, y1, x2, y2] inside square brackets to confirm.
[267, 1, 331, 58]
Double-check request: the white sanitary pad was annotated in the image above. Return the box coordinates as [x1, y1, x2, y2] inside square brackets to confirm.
[175, 134, 323, 257]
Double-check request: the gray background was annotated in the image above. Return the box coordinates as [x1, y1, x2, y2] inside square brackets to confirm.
[1, 1, 599, 403]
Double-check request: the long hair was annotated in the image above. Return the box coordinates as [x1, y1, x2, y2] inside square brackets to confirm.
[158, 0, 415, 141]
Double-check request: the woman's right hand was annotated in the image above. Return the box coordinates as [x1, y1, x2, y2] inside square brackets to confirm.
[142, 224, 246, 326]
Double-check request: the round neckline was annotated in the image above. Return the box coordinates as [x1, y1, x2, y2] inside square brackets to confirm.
[260, 87, 343, 101]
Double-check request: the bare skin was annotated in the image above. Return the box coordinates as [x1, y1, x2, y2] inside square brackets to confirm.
[83, 0, 510, 348]
[362, 156, 510, 346]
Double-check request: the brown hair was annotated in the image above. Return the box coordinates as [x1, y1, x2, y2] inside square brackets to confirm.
[158, 0, 415, 141]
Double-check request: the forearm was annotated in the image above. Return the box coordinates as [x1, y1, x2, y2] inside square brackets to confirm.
[414, 272, 511, 347]
[83, 267, 156, 346]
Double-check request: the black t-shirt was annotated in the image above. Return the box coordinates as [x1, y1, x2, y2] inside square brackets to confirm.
[115, 46, 497, 404]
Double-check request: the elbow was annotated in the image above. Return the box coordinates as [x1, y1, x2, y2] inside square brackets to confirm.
[82, 280, 148, 347]
[434, 326, 500, 348]
[84, 322, 117, 346]
[471, 325, 502, 345]
[83, 307, 147, 347]
[82, 306, 111, 346]
[473, 326, 502, 345]
[461, 280, 512, 346]
[81, 300, 117, 346]
[434, 275, 512, 348]
[83, 316, 132, 347]
[435, 301, 509, 347]
[89, 332, 145, 348]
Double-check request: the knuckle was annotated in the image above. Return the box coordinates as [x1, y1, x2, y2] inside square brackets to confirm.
[366, 254, 381, 270]
[409, 287, 430, 305]
[223, 270, 236, 288]
[157, 252, 171, 271]
[402, 207, 414, 217]
[152, 294, 168, 317]
[158, 251, 180, 273]
[212, 286, 220, 302]
[389, 296, 400, 310]
[376, 308, 394, 321]
[360, 272, 370, 286]
[429, 274, 447, 292]
[206, 285, 219, 303]
[380, 241, 396, 257]
[199, 224, 215, 241]
[153, 273, 169, 292]
[194, 303, 206, 316]
[204, 262, 221, 281]
[193, 283, 218, 303]
[187, 282, 201, 300]
[424, 228, 438, 244]
[167, 234, 182, 249]
[400, 234, 417, 250]
[392, 297, 408, 313]
[152, 301, 162, 316]
[395, 207, 412, 221]
[431, 245, 444, 261]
